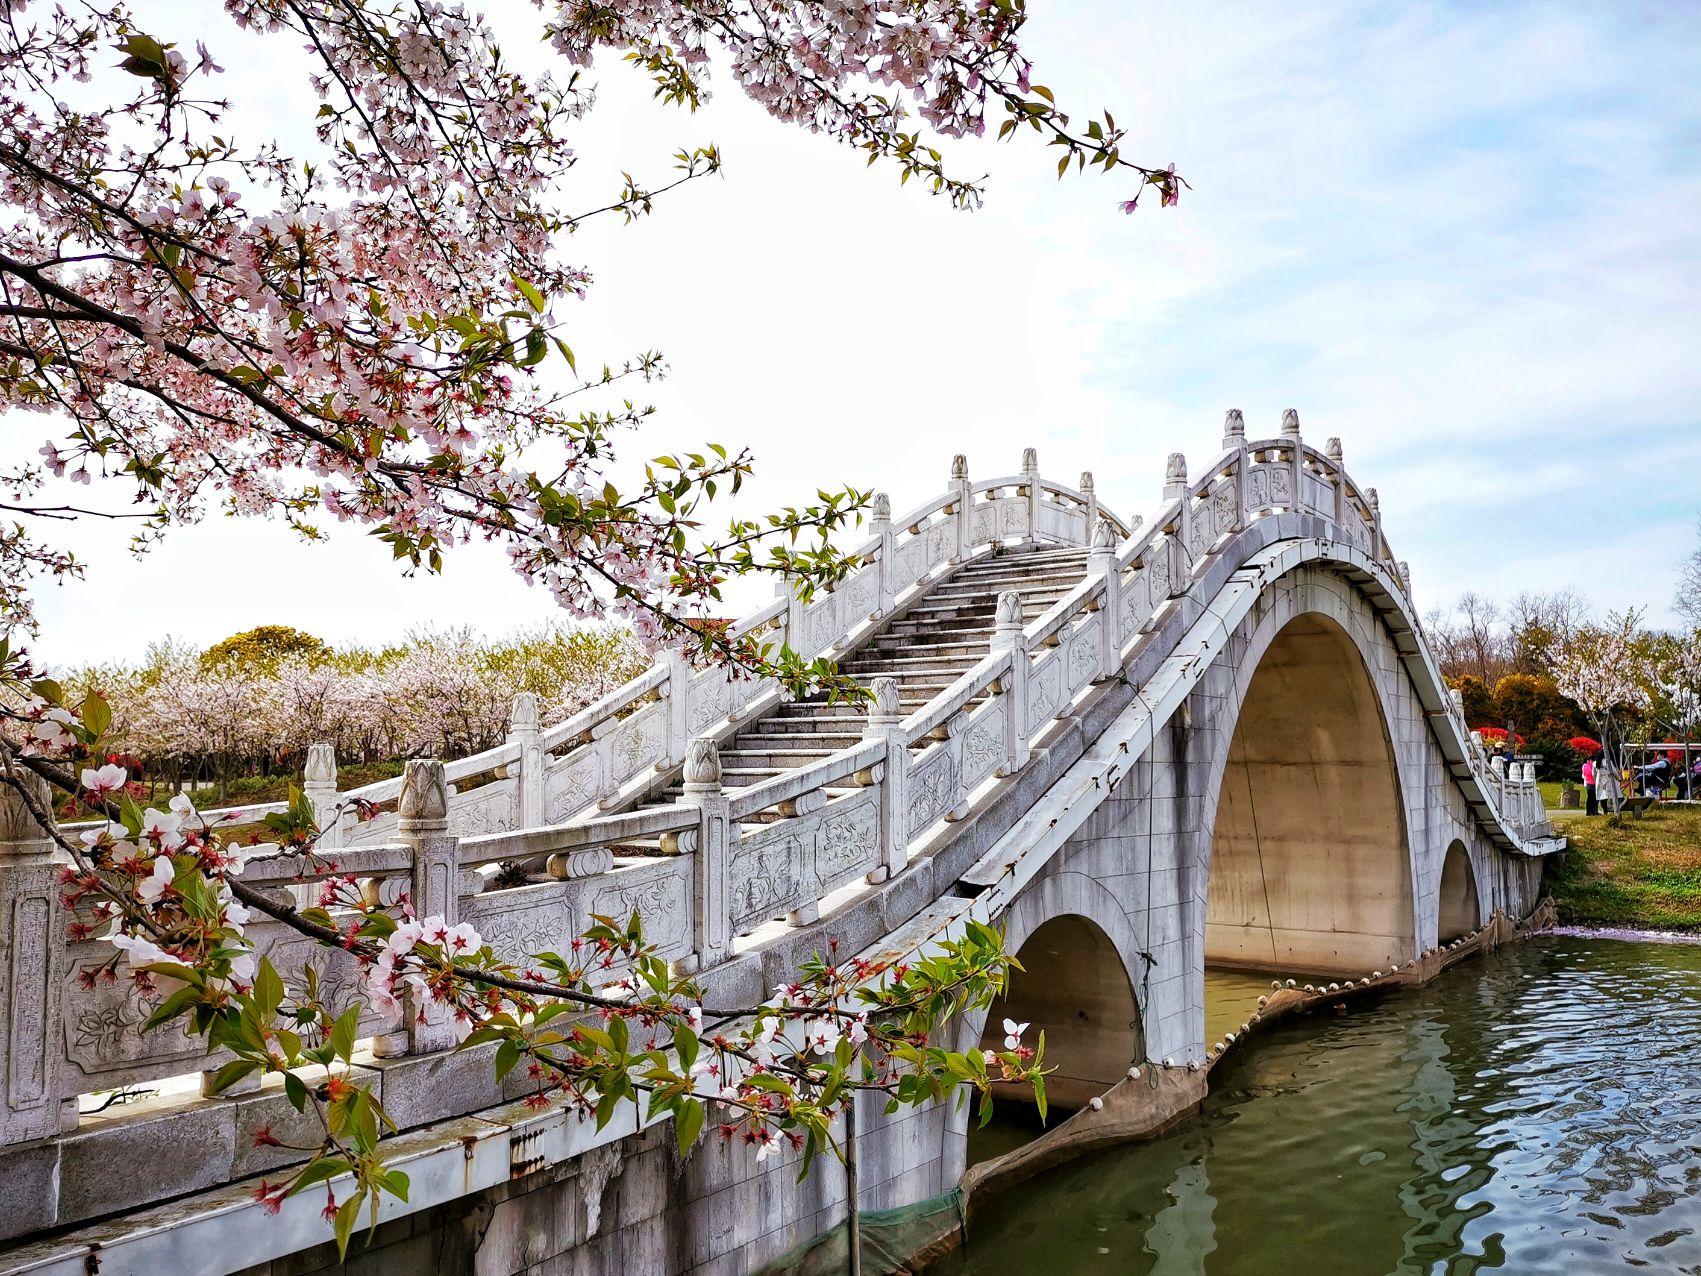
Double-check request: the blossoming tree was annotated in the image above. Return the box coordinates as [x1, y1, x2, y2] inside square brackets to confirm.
[1550, 611, 1651, 818]
[0, 0, 1179, 1253]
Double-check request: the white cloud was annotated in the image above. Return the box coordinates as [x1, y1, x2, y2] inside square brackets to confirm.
[6, 0, 1700, 662]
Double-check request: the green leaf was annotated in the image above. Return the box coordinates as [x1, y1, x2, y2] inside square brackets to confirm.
[330, 1005, 360, 1063]
[255, 958, 285, 1018]
[284, 1071, 308, 1112]
[674, 1097, 704, 1155]
[206, 1058, 261, 1094]
[511, 274, 546, 313]
[80, 692, 112, 739]
[140, 982, 201, 1032]
[333, 1191, 362, 1258]
[494, 1037, 522, 1081]
[287, 1156, 353, 1195]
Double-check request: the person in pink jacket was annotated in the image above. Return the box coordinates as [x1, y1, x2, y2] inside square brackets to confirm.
[1582, 757, 1597, 816]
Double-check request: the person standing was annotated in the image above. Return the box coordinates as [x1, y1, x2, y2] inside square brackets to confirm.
[1582, 756, 1597, 816]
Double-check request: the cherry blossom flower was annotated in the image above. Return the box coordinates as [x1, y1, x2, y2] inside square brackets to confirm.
[79, 764, 127, 798]
[1002, 1018, 1029, 1050]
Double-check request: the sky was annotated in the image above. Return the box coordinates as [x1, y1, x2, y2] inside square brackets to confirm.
[9, 0, 1701, 665]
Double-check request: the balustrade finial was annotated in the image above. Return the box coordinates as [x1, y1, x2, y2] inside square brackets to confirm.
[871, 492, 891, 524]
[1280, 408, 1300, 438]
[1398, 560, 1412, 596]
[1367, 486, 1380, 512]
[870, 676, 902, 722]
[683, 737, 722, 791]
[1021, 447, 1039, 476]
[1079, 470, 1094, 494]
[1164, 452, 1188, 499]
[1092, 520, 1118, 552]
[995, 590, 1024, 629]
[1222, 409, 1245, 450]
[398, 758, 450, 830]
[1325, 436, 1343, 464]
[508, 690, 540, 735]
[951, 453, 968, 482]
[304, 741, 337, 788]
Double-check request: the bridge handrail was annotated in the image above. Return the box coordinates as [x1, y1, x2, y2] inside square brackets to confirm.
[4, 427, 1554, 1192]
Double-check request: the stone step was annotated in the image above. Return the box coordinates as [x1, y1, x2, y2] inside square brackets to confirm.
[731, 732, 865, 751]
[718, 748, 843, 769]
[757, 713, 871, 733]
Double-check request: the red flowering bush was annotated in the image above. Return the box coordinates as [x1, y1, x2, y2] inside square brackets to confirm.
[1566, 737, 1603, 758]
[1474, 726, 1527, 749]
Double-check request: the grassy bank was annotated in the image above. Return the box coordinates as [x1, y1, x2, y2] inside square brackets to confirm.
[1544, 804, 1701, 930]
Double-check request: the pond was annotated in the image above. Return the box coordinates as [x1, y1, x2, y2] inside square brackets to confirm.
[938, 936, 1701, 1275]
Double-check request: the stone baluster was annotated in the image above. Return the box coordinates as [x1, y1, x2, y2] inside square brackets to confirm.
[1223, 410, 1248, 531]
[991, 592, 1031, 774]
[949, 454, 972, 564]
[1367, 487, 1384, 562]
[1281, 409, 1303, 511]
[1397, 561, 1414, 609]
[1325, 437, 1346, 524]
[1079, 471, 1098, 546]
[776, 575, 803, 660]
[382, 759, 461, 1055]
[0, 769, 73, 1144]
[1449, 687, 1466, 724]
[1021, 447, 1041, 543]
[871, 492, 896, 615]
[508, 692, 545, 827]
[302, 741, 343, 850]
[1163, 453, 1189, 596]
[1088, 521, 1121, 680]
[682, 739, 732, 968]
[860, 678, 909, 882]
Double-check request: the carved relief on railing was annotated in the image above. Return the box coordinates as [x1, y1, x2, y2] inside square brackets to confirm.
[1297, 449, 1337, 519]
[1189, 466, 1242, 553]
[465, 856, 695, 967]
[543, 747, 603, 824]
[727, 785, 883, 936]
[960, 697, 1007, 792]
[906, 743, 961, 841]
[1116, 556, 1157, 648]
[1244, 448, 1294, 515]
[59, 902, 393, 1096]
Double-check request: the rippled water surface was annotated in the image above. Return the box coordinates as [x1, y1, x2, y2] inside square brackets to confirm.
[943, 938, 1701, 1275]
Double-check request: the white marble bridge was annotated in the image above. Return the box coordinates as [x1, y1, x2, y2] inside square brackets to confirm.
[0, 411, 1562, 1276]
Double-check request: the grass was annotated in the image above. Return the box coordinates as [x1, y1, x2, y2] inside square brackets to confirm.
[1544, 804, 1701, 931]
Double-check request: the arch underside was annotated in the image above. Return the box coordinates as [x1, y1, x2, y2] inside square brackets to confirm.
[1437, 841, 1480, 941]
[981, 913, 1141, 1113]
[1206, 613, 1416, 975]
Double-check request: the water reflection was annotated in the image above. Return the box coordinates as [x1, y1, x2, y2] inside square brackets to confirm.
[941, 938, 1701, 1275]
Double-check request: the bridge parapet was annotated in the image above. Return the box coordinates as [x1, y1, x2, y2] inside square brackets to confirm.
[2, 417, 1557, 1257]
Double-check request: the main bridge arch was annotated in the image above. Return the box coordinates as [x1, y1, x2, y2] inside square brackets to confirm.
[1202, 610, 1415, 975]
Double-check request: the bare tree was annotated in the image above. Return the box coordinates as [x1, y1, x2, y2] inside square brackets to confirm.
[1508, 588, 1588, 672]
[1678, 519, 1701, 627]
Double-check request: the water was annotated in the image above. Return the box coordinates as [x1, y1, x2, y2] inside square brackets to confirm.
[941, 938, 1701, 1275]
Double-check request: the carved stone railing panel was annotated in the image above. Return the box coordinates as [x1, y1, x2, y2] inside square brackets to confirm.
[58, 915, 382, 1098]
[465, 854, 694, 968]
[959, 698, 1007, 792]
[905, 743, 960, 841]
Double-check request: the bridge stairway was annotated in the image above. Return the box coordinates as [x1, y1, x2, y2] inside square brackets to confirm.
[611, 545, 1089, 850]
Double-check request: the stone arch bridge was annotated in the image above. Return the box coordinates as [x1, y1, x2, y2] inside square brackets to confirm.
[0, 412, 1560, 1275]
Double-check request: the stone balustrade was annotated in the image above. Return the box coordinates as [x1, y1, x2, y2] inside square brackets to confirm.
[0, 415, 1558, 1247]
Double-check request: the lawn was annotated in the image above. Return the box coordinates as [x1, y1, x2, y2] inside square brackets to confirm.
[148, 761, 405, 811]
[1544, 804, 1701, 930]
